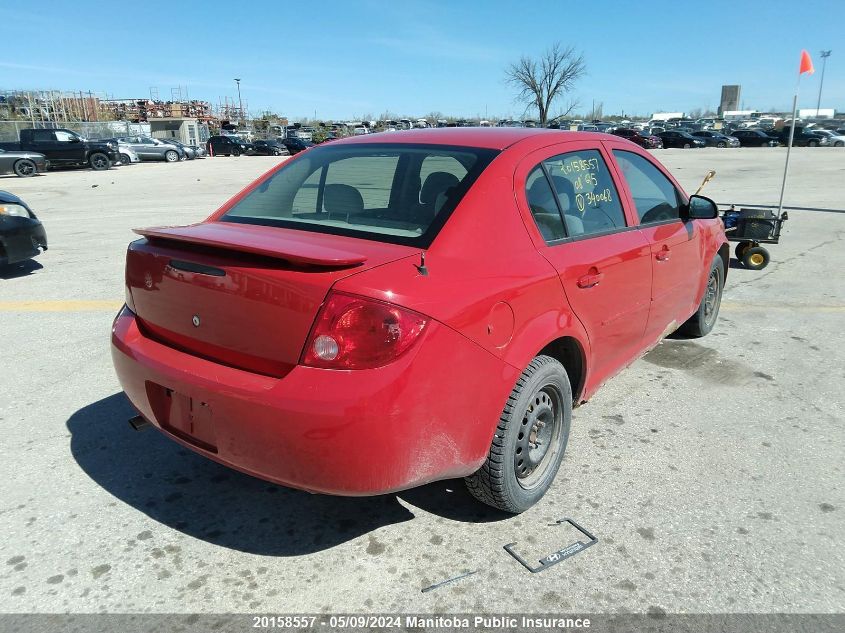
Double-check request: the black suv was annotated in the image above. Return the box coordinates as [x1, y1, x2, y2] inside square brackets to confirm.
[206, 135, 254, 156]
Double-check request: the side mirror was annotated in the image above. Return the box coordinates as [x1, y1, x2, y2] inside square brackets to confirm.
[686, 194, 719, 220]
[68, 136, 81, 143]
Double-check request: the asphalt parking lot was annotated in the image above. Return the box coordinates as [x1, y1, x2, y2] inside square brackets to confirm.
[1, 148, 843, 615]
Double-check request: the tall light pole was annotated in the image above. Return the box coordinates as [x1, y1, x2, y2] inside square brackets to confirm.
[234, 78, 243, 125]
[816, 50, 831, 116]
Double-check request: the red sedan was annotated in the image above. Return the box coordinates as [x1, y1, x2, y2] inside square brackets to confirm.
[112, 128, 728, 513]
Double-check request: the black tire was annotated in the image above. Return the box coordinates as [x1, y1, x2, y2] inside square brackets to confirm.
[119, 153, 132, 165]
[465, 355, 572, 514]
[89, 152, 110, 171]
[683, 143, 691, 149]
[232, 148, 241, 157]
[734, 241, 752, 260]
[835, 141, 844, 147]
[716, 141, 726, 148]
[807, 140, 818, 148]
[742, 246, 770, 271]
[164, 150, 179, 162]
[679, 256, 724, 338]
[13, 158, 37, 177]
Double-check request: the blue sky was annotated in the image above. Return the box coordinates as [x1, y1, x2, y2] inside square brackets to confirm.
[1, 0, 843, 120]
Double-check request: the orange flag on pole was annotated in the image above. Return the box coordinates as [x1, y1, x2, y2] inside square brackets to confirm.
[799, 50, 815, 75]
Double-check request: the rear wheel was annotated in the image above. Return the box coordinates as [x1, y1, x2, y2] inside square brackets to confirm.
[232, 148, 241, 157]
[679, 256, 724, 338]
[742, 247, 770, 270]
[164, 150, 179, 162]
[13, 158, 36, 177]
[683, 143, 691, 149]
[465, 355, 572, 514]
[807, 140, 818, 147]
[89, 152, 110, 171]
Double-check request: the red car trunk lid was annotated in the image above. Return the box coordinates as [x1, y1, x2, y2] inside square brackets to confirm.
[127, 222, 415, 377]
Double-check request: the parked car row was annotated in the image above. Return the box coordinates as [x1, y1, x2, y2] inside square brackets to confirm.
[610, 123, 841, 149]
[205, 135, 315, 157]
[0, 128, 216, 178]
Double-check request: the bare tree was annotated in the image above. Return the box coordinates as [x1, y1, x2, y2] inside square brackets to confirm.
[505, 43, 586, 125]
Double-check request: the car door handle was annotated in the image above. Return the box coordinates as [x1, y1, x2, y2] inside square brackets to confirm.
[577, 271, 604, 289]
[656, 246, 671, 262]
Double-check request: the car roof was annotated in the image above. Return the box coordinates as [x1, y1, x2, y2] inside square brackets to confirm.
[330, 127, 618, 150]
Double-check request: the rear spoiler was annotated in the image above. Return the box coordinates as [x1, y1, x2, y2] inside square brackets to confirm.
[134, 222, 368, 267]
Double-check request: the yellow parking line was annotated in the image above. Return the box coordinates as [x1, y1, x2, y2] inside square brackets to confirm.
[0, 300, 123, 312]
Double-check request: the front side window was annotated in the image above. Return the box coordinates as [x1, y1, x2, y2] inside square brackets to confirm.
[54, 131, 76, 142]
[223, 144, 497, 246]
[543, 149, 626, 237]
[613, 150, 681, 224]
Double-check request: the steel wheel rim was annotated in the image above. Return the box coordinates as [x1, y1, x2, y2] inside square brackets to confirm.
[92, 155, 107, 169]
[704, 269, 720, 323]
[166, 151, 177, 162]
[750, 253, 764, 266]
[516, 385, 563, 489]
[17, 160, 35, 176]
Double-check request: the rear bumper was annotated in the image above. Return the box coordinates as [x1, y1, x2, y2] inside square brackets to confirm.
[0, 221, 47, 265]
[111, 307, 514, 495]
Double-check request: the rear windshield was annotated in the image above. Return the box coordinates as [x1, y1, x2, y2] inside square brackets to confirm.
[222, 143, 498, 247]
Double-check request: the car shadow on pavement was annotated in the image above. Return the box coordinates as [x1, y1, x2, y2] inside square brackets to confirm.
[0, 259, 43, 279]
[68, 393, 508, 556]
[68, 393, 417, 556]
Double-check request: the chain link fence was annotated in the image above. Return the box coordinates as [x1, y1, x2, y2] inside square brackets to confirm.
[0, 120, 150, 142]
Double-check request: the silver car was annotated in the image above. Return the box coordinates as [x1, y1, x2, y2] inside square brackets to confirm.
[159, 138, 206, 159]
[116, 143, 141, 165]
[0, 148, 49, 177]
[116, 136, 184, 162]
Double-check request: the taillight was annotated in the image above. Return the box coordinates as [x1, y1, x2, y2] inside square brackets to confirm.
[302, 292, 429, 369]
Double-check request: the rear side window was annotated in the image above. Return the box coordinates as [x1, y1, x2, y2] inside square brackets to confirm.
[223, 144, 498, 247]
[30, 130, 53, 142]
[525, 167, 566, 242]
[613, 150, 681, 224]
[543, 149, 626, 237]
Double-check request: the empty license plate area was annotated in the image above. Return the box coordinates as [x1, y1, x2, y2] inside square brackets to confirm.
[145, 382, 218, 453]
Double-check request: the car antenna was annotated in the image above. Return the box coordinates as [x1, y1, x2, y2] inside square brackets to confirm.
[415, 252, 428, 276]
